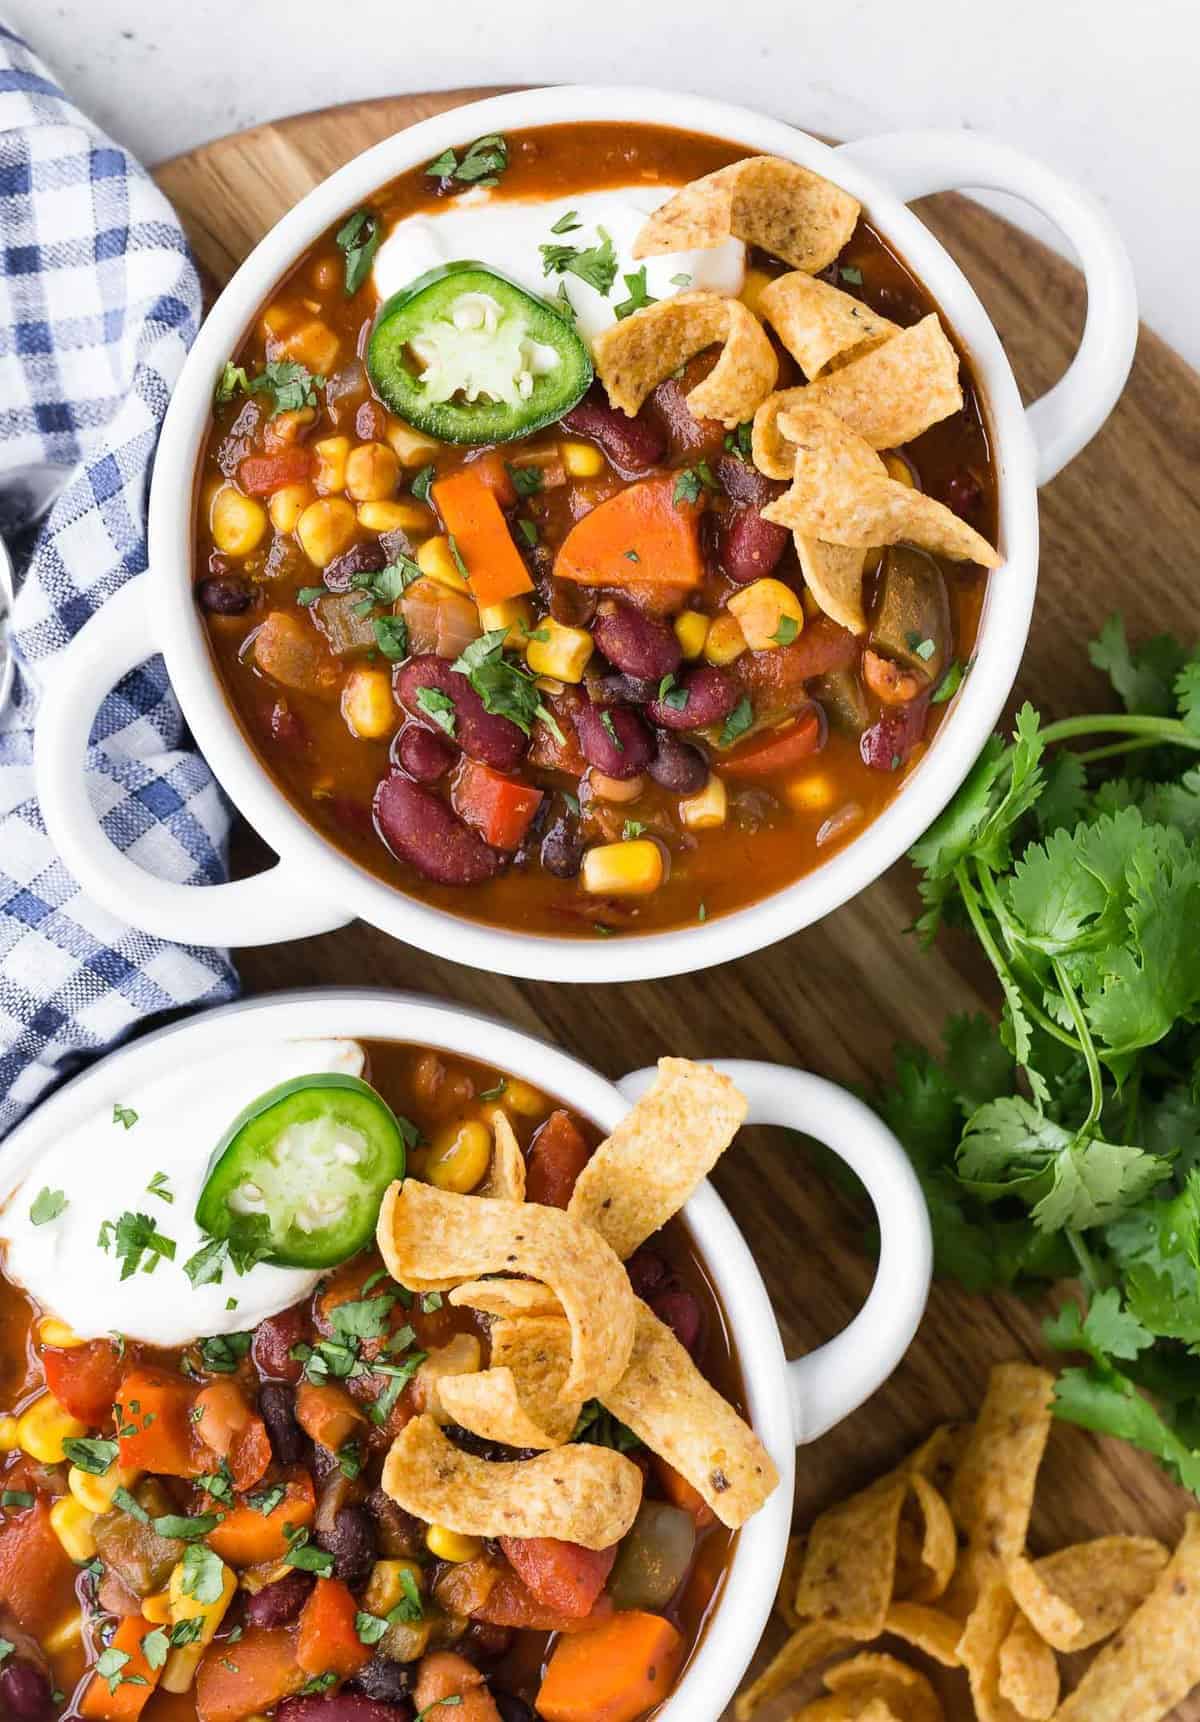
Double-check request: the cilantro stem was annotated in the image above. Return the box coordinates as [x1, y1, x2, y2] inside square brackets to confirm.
[1051, 956, 1104, 1133]
[973, 862, 1081, 1050]
[957, 861, 1080, 1055]
[1072, 738, 1164, 765]
[1039, 714, 1200, 754]
[1066, 1226, 1104, 1294]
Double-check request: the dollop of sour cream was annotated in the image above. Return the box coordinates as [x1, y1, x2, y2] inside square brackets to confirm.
[372, 184, 745, 342]
[0, 1037, 366, 1346]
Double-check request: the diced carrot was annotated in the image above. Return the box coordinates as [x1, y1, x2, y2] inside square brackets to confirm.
[195, 1625, 304, 1722]
[296, 1576, 371, 1679]
[43, 1339, 124, 1426]
[721, 705, 823, 777]
[432, 468, 533, 608]
[498, 1536, 617, 1618]
[238, 447, 314, 496]
[194, 1380, 272, 1492]
[0, 1499, 78, 1636]
[294, 1380, 365, 1453]
[79, 1613, 162, 1721]
[653, 1455, 715, 1528]
[453, 759, 544, 851]
[253, 611, 341, 699]
[525, 1109, 592, 1209]
[206, 1471, 315, 1567]
[114, 1368, 201, 1478]
[554, 476, 704, 589]
[537, 1611, 685, 1722]
[414, 1651, 502, 1722]
[473, 1567, 614, 1635]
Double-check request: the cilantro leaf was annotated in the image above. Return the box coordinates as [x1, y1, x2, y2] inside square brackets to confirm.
[613, 266, 657, 321]
[539, 227, 618, 296]
[335, 209, 381, 295]
[29, 1187, 67, 1226]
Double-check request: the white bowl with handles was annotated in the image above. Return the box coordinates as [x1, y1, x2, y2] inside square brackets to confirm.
[0, 986, 932, 1721]
[33, 86, 1137, 981]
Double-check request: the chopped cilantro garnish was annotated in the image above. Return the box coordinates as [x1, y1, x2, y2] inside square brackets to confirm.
[613, 266, 657, 321]
[214, 359, 322, 417]
[539, 226, 618, 297]
[771, 616, 800, 647]
[62, 1436, 119, 1475]
[600, 710, 624, 752]
[415, 685, 457, 737]
[283, 1525, 335, 1577]
[507, 463, 543, 498]
[29, 1187, 66, 1226]
[146, 1170, 173, 1205]
[425, 133, 508, 189]
[672, 464, 717, 508]
[550, 210, 581, 235]
[335, 208, 381, 295]
[932, 659, 967, 704]
[451, 630, 565, 744]
[198, 1331, 252, 1374]
[374, 614, 409, 661]
[100, 1211, 176, 1281]
[112, 1104, 138, 1130]
[410, 463, 436, 504]
[718, 696, 754, 749]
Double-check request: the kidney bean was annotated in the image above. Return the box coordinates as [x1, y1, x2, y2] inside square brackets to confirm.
[395, 722, 457, 783]
[245, 1566, 314, 1628]
[573, 701, 654, 780]
[374, 774, 500, 886]
[647, 664, 737, 730]
[0, 1662, 53, 1722]
[593, 605, 681, 681]
[252, 1302, 308, 1383]
[860, 694, 931, 773]
[647, 731, 709, 795]
[395, 655, 527, 774]
[650, 1289, 704, 1360]
[943, 467, 984, 523]
[719, 506, 790, 585]
[712, 451, 782, 509]
[197, 575, 253, 615]
[588, 670, 660, 706]
[324, 539, 386, 593]
[626, 1248, 670, 1300]
[354, 1658, 416, 1702]
[560, 392, 665, 474]
[258, 1381, 305, 1466]
[540, 814, 584, 879]
[463, 1622, 514, 1664]
[279, 1698, 412, 1722]
[316, 1503, 376, 1591]
[548, 576, 598, 630]
[647, 376, 722, 460]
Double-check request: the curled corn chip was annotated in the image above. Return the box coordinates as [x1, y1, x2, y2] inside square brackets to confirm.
[760, 271, 897, 380]
[883, 1602, 962, 1667]
[762, 401, 1000, 566]
[796, 1474, 908, 1637]
[603, 1301, 778, 1528]
[1054, 1514, 1200, 1722]
[448, 1278, 562, 1319]
[822, 1652, 943, 1722]
[1007, 1534, 1168, 1653]
[485, 1110, 525, 1201]
[381, 1411, 642, 1548]
[439, 1315, 579, 1450]
[796, 538, 871, 635]
[376, 1181, 635, 1402]
[752, 386, 810, 480]
[592, 291, 778, 428]
[902, 1474, 957, 1603]
[567, 1058, 747, 1259]
[803, 316, 964, 451]
[411, 1331, 482, 1421]
[633, 156, 860, 275]
[996, 1610, 1059, 1721]
[946, 1363, 1054, 1612]
[778, 1532, 807, 1631]
[956, 1578, 1023, 1722]
[732, 1620, 859, 1722]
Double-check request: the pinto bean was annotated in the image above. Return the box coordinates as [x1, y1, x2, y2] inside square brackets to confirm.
[258, 1381, 305, 1466]
[245, 1567, 314, 1628]
[279, 1697, 412, 1722]
[324, 539, 387, 593]
[396, 722, 457, 782]
[718, 506, 790, 585]
[395, 655, 526, 774]
[374, 774, 500, 886]
[572, 702, 654, 780]
[316, 1503, 376, 1591]
[592, 605, 682, 681]
[560, 393, 665, 474]
[647, 731, 709, 795]
[860, 694, 931, 773]
[647, 664, 737, 730]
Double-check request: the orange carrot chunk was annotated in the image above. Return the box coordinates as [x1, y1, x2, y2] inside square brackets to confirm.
[432, 468, 533, 608]
[0, 1499, 78, 1637]
[206, 1471, 315, 1568]
[653, 1455, 716, 1528]
[537, 1611, 685, 1722]
[195, 1625, 304, 1722]
[79, 1614, 162, 1721]
[554, 477, 704, 589]
[297, 1576, 372, 1679]
[414, 1650, 502, 1722]
[114, 1367, 201, 1478]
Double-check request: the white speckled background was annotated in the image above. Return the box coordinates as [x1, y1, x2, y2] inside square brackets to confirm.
[8, 0, 1199, 365]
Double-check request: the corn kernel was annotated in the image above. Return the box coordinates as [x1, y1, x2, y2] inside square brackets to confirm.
[42, 1612, 83, 1654]
[38, 1318, 83, 1349]
[342, 667, 396, 741]
[427, 1120, 492, 1195]
[210, 485, 267, 558]
[69, 1460, 140, 1514]
[416, 534, 470, 594]
[50, 1497, 97, 1562]
[681, 775, 728, 830]
[739, 266, 775, 315]
[385, 417, 442, 466]
[0, 1416, 18, 1452]
[581, 838, 665, 897]
[273, 317, 340, 377]
[426, 1525, 483, 1563]
[559, 439, 605, 479]
[269, 481, 315, 534]
[502, 1078, 546, 1117]
[347, 441, 401, 502]
[478, 596, 535, 648]
[703, 612, 748, 666]
[786, 772, 837, 812]
[884, 453, 916, 488]
[296, 497, 357, 568]
[589, 770, 645, 804]
[364, 1559, 425, 1616]
[313, 434, 351, 495]
[726, 577, 805, 651]
[16, 1394, 87, 1463]
[142, 1590, 172, 1625]
[674, 611, 710, 660]
[525, 617, 593, 683]
[358, 499, 433, 534]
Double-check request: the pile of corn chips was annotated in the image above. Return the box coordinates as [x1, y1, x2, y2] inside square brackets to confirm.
[737, 1362, 1200, 1721]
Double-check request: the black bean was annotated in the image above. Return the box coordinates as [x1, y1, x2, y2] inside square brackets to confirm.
[647, 731, 709, 795]
[316, 1503, 377, 1591]
[244, 1567, 314, 1628]
[493, 1694, 537, 1722]
[354, 1657, 417, 1703]
[258, 1381, 305, 1467]
[540, 815, 583, 879]
[324, 539, 387, 594]
[587, 670, 660, 706]
[196, 575, 252, 615]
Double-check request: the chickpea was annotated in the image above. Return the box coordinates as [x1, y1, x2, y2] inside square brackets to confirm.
[346, 441, 401, 502]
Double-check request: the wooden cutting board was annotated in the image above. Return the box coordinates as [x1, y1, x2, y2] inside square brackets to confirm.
[154, 92, 1200, 1718]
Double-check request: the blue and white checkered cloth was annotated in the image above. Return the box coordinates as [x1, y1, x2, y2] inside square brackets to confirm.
[0, 22, 238, 1137]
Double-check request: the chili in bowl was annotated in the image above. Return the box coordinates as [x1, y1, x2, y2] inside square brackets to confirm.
[34, 87, 1137, 979]
[0, 989, 931, 1722]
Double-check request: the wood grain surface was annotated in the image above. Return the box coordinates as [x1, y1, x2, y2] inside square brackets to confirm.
[154, 91, 1200, 1718]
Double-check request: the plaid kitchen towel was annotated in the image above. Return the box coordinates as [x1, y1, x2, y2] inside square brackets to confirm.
[0, 22, 238, 1137]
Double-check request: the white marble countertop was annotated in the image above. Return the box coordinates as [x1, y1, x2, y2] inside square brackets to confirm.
[10, 0, 1199, 368]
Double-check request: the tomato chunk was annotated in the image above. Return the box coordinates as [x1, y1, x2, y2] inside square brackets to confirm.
[721, 704, 824, 777]
[238, 446, 313, 496]
[453, 759, 544, 851]
[525, 1109, 592, 1208]
[43, 1339, 124, 1425]
[499, 1536, 618, 1618]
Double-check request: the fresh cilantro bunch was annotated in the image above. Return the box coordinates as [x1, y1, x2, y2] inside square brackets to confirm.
[876, 616, 1200, 1490]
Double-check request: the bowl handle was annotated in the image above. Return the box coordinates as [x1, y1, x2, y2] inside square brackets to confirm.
[833, 130, 1137, 485]
[616, 1060, 931, 1445]
[33, 572, 353, 947]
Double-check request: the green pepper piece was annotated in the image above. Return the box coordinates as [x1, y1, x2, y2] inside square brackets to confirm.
[194, 1074, 407, 1269]
[367, 261, 593, 445]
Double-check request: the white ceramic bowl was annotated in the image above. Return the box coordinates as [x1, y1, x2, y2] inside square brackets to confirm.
[33, 87, 1137, 982]
[0, 987, 932, 1722]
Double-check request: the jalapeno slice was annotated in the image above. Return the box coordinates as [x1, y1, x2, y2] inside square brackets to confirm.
[367, 261, 593, 444]
[194, 1073, 409, 1269]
